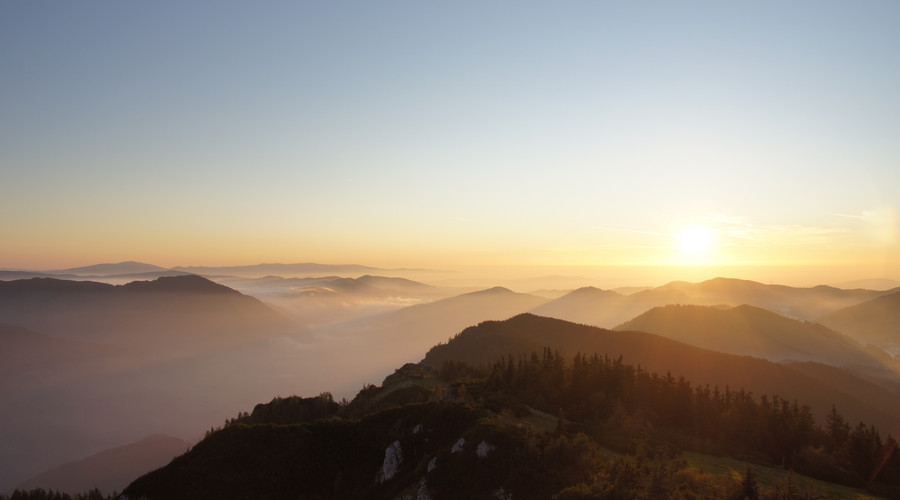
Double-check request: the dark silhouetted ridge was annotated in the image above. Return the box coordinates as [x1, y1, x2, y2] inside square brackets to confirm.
[464, 286, 515, 297]
[121, 274, 239, 294]
[423, 313, 900, 435]
[56, 261, 169, 276]
[17, 434, 190, 495]
[613, 303, 883, 368]
[0, 277, 113, 293]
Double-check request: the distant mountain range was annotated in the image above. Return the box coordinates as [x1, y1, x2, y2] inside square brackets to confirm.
[819, 290, 900, 350]
[0, 275, 296, 491]
[172, 262, 380, 277]
[532, 277, 898, 328]
[305, 286, 550, 383]
[1, 261, 407, 282]
[0, 275, 292, 357]
[5, 271, 900, 496]
[52, 261, 171, 276]
[16, 434, 189, 495]
[831, 278, 900, 291]
[614, 304, 888, 367]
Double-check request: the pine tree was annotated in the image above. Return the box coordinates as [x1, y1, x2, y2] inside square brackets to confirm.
[740, 466, 760, 500]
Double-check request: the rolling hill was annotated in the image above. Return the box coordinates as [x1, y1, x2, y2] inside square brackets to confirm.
[818, 291, 900, 352]
[0, 275, 294, 358]
[613, 304, 889, 368]
[303, 287, 551, 385]
[16, 434, 189, 495]
[119, 313, 900, 499]
[423, 314, 900, 436]
[531, 277, 895, 328]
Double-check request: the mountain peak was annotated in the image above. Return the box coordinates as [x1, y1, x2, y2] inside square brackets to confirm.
[567, 286, 619, 297]
[121, 275, 239, 295]
[0, 277, 113, 293]
[55, 261, 169, 276]
[465, 286, 515, 297]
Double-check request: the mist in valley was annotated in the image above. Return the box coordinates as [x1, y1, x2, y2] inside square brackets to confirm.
[2, 261, 900, 495]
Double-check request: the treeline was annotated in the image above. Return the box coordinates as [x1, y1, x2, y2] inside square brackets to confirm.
[441, 348, 900, 493]
[0, 488, 113, 500]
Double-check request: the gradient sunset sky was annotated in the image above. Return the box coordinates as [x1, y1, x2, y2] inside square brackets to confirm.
[2, 2, 898, 282]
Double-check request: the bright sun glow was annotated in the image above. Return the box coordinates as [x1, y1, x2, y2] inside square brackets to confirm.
[678, 227, 716, 255]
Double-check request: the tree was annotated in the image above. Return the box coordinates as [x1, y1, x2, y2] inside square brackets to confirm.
[824, 405, 850, 453]
[740, 466, 760, 500]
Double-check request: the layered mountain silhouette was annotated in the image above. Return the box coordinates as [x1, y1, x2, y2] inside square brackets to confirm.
[52, 261, 170, 276]
[613, 304, 888, 368]
[213, 274, 451, 330]
[16, 434, 189, 495]
[172, 262, 379, 277]
[120, 312, 900, 499]
[818, 290, 900, 350]
[0, 275, 296, 491]
[305, 286, 550, 384]
[6, 272, 900, 496]
[0, 275, 293, 358]
[532, 277, 896, 328]
[424, 314, 900, 435]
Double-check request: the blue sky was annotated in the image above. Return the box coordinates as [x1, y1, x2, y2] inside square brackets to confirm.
[2, 1, 898, 279]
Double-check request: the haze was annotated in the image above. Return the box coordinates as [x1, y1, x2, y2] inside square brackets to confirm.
[2, 1, 900, 497]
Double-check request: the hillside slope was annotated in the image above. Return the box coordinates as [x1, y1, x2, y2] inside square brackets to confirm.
[424, 314, 900, 435]
[16, 434, 189, 495]
[0, 275, 293, 358]
[532, 278, 894, 328]
[818, 291, 900, 352]
[614, 304, 888, 368]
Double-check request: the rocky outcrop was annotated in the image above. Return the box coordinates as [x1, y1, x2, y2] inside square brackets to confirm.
[476, 440, 496, 458]
[377, 440, 403, 483]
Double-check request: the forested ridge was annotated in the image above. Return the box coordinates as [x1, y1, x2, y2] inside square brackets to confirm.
[117, 346, 900, 499]
[440, 348, 900, 493]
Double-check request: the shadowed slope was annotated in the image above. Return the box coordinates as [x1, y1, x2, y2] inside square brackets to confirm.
[0, 275, 293, 358]
[614, 304, 886, 367]
[818, 291, 900, 351]
[423, 314, 900, 435]
[16, 434, 190, 495]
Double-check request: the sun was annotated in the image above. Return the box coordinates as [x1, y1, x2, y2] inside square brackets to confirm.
[678, 226, 716, 255]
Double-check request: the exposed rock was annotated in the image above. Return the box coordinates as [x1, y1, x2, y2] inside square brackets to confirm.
[493, 486, 513, 500]
[417, 478, 433, 500]
[476, 440, 496, 458]
[376, 440, 403, 483]
[451, 437, 466, 453]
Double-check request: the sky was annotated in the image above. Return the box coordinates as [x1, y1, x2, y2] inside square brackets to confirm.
[2, 1, 899, 283]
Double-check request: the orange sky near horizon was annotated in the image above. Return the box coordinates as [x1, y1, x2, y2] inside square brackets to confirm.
[2, 3, 899, 285]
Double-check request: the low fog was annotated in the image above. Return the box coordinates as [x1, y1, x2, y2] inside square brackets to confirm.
[1, 265, 900, 493]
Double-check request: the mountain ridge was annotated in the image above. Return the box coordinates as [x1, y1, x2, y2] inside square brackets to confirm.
[424, 313, 900, 435]
[613, 303, 888, 368]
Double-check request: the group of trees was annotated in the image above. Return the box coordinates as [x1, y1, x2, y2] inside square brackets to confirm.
[0, 489, 112, 500]
[441, 348, 900, 493]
